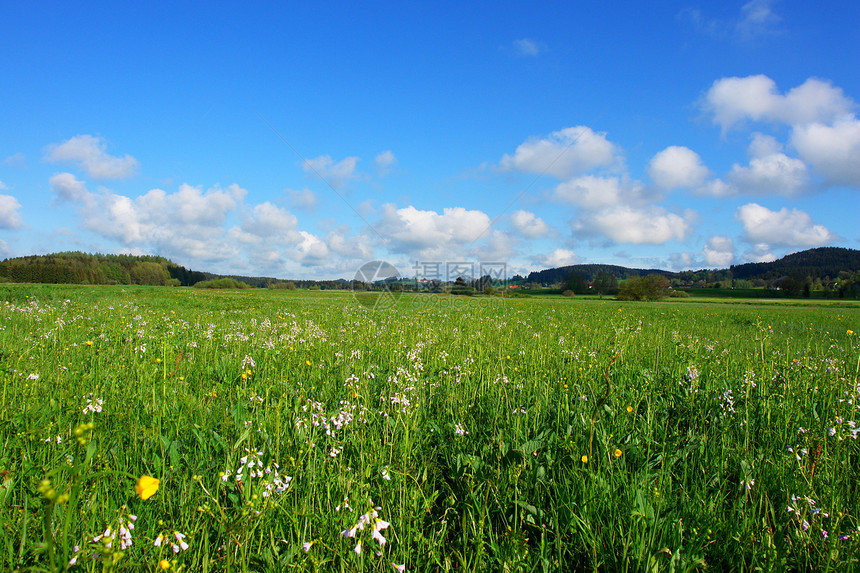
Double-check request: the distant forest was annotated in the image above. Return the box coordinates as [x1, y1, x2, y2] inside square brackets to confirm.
[0, 252, 345, 289]
[2, 247, 860, 298]
[524, 247, 860, 298]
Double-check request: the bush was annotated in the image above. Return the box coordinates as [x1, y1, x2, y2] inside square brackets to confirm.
[269, 281, 297, 290]
[562, 290, 575, 297]
[617, 274, 670, 301]
[193, 278, 252, 289]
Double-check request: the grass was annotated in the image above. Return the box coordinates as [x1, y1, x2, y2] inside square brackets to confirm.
[1, 285, 859, 571]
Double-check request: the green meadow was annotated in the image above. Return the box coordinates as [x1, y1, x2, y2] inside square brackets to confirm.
[1, 284, 859, 572]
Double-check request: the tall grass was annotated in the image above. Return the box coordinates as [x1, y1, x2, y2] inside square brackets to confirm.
[1, 285, 858, 571]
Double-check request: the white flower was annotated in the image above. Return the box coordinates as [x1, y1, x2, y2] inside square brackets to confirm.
[354, 540, 362, 555]
[302, 541, 313, 552]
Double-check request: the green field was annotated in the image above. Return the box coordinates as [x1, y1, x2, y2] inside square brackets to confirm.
[1, 285, 859, 572]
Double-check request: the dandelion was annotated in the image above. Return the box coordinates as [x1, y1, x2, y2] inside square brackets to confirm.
[626, 406, 633, 413]
[581, 455, 588, 463]
[136, 475, 159, 500]
[614, 449, 622, 457]
[159, 559, 171, 570]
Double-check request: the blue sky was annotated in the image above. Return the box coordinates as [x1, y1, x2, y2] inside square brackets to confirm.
[1, 1, 858, 279]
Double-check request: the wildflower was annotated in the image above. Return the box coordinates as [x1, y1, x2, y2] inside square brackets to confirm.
[581, 455, 588, 464]
[159, 559, 171, 569]
[392, 564, 406, 572]
[354, 540, 362, 554]
[86, 340, 93, 346]
[302, 541, 313, 552]
[136, 475, 160, 500]
[306, 360, 312, 366]
[626, 406, 633, 413]
[614, 449, 622, 458]
[849, 330, 855, 335]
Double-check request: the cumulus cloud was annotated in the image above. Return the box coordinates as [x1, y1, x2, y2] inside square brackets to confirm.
[702, 235, 735, 267]
[241, 202, 299, 243]
[791, 117, 860, 186]
[727, 134, 808, 196]
[513, 38, 543, 56]
[302, 155, 360, 189]
[45, 135, 139, 179]
[703, 75, 855, 133]
[0, 194, 23, 229]
[554, 175, 651, 210]
[499, 126, 619, 179]
[509, 210, 549, 238]
[374, 150, 397, 176]
[49, 172, 91, 204]
[648, 146, 710, 189]
[537, 248, 580, 268]
[378, 204, 491, 258]
[574, 205, 694, 245]
[736, 203, 836, 248]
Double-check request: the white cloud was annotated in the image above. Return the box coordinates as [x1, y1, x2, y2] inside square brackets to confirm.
[499, 126, 619, 179]
[703, 75, 856, 132]
[736, 0, 780, 39]
[668, 252, 696, 271]
[378, 204, 491, 258]
[374, 150, 397, 175]
[470, 229, 518, 262]
[302, 155, 359, 189]
[286, 188, 319, 210]
[49, 172, 92, 203]
[554, 175, 650, 210]
[727, 134, 808, 196]
[509, 210, 549, 238]
[0, 194, 23, 229]
[574, 205, 694, 245]
[743, 243, 777, 263]
[696, 179, 737, 198]
[537, 248, 580, 268]
[45, 135, 139, 179]
[291, 231, 330, 266]
[791, 117, 860, 186]
[648, 146, 710, 189]
[736, 203, 836, 248]
[513, 38, 543, 56]
[0, 181, 6, 190]
[241, 202, 299, 243]
[3, 152, 26, 167]
[702, 235, 735, 267]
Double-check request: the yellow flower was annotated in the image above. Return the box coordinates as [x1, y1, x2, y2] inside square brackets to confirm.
[849, 329, 855, 336]
[305, 360, 312, 366]
[136, 475, 160, 500]
[614, 449, 622, 457]
[241, 373, 247, 380]
[86, 340, 93, 346]
[626, 406, 633, 413]
[581, 455, 588, 464]
[159, 559, 171, 570]
[156, 358, 162, 364]
[178, 376, 184, 381]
